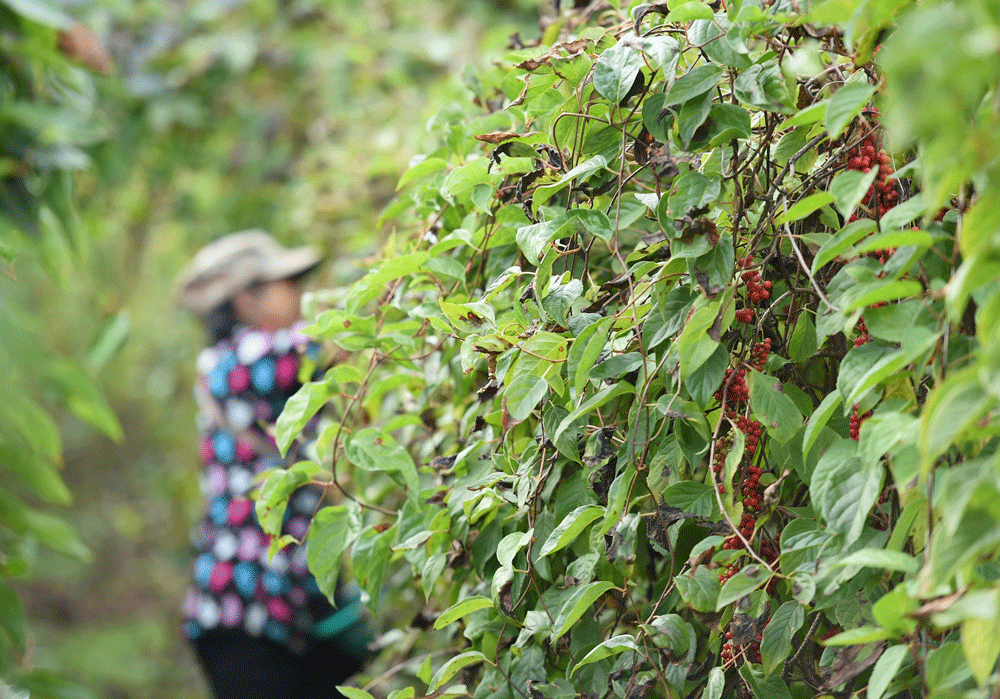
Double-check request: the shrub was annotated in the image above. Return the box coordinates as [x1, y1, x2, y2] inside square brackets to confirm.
[265, 1, 1000, 697]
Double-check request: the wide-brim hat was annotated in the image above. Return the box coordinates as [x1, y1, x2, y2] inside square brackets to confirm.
[177, 229, 321, 315]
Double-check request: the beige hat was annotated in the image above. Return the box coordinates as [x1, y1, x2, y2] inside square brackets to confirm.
[177, 230, 321, 315]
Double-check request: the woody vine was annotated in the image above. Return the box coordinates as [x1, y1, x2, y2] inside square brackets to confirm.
[261, 2, 1000, 699]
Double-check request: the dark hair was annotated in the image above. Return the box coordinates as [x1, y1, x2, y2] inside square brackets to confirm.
[203, 299, 238, 344]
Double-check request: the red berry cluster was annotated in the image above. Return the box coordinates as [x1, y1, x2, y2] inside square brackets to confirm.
[715, 368, 749, 405]
[740, 463, 765, 511]
[854, 316, 871, 348]
[736, 415, 762, 458]
[735, 308, 755, 324]
[739, 257, 773, 304]
[750, 339, 771, 371]
[720, 629, 763, 666]
[845, 112, 901, 223]
[849, 404, 872, 440]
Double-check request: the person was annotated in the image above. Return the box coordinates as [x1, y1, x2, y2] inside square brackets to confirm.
[176, 230, 374, 699]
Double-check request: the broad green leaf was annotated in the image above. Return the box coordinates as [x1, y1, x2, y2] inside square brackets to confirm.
[554, 382, 636, 441]
[836, 548, 919, 575]
[685, 343, 728, 407]
[0, 578, 25, 653]
[593, 38, 644, 104]
[3, 0, 73, 28]
[337, 687, 376, 699]
[836, 341, 905, 407]
[276, 379, 334, 456]
[552, 581, 615, 639]
[925, 642, 972, 691]
[571, 634, 641, 674]
[347, 251, 430, 312]
[868, 644, 909, 699]
[823, 625, 897, 646]
[434, 597, 494, 629]
[879, 191, 926, 231]
[254, 461, 319, 536]
[497, 529, 532, 567]
[345, 428, 421, 503]
[747, 369, 802, 444]
[675, 566, 721, 612]
[775, 192, 834, 225]
[717, 565, 773, 610]
[761, 601, 805, 674]
[811, 219, 879, 275]
[429, 651, 489, 690]
[702, 667, 725, 699]
[962, 615, 1000, 686]
[662, 481, 717, 518]
[539, 505, 605, 557]
[788, 314, 818, 363]
[307, 506, 354, 599]
[505, 374, 548, 423]
[570, 318, 611, 399]
[825, 81, 877, 138]
[663, 65, 725, 108]
[739, 659, 793, 699]
[668, 171, 722, 218]
[810, 439, 882, 545]
[830, 167, 879, 219]
[802, 390, 843, 459]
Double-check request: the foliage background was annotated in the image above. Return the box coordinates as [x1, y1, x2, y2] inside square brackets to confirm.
[2, 0, 536, 697]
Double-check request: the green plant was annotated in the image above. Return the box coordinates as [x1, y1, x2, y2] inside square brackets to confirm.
[1, 0, 122, 695]
[265, 1, 1000, 698]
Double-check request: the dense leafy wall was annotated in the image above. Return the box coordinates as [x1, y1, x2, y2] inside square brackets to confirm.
[1, 0, 121, 695]
[266, 0, 1000, 698]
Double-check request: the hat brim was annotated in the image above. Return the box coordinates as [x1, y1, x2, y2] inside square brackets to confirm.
[261, 245, 322, 283]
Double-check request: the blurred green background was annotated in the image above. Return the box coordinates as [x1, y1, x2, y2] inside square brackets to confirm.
[3, 0, 538, 696]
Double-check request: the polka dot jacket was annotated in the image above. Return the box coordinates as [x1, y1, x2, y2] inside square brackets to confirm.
[182, 323, 335, 655]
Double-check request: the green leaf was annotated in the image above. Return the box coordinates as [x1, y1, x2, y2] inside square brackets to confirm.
[347, 251, 431, 312]
[571, 634, 641, 674]
[306, 506, 354, 599]
[717, 565, 773, 610]
[434, 597, 494, 629]
[702, 667, 725, 699]
[0, 578, 26, 653]
[276, 379, 334, 456]
[962, 615, 1000, 687]
[802, 390, 843, 460]
[663, 65, 724, 108]
[685, 343, 728, 407]
[429, 651, 489, 690]
[593, 38, 644, 104]
[662, 481, 718, 518]
[345, 428, 421, 504]
[830, 167, 880, 219]
[811, 219, 879, 275]
[2, 0, 73, 28]
[254, 461, 321, 536]
[868, 644, 909, 699]
[569, 318, 611, 400]
[505, 374, 549, 423]
[675, 566, 721, 612]
[836, 342, 907, 406]
[825, 81, 877, 138]
[823, 625, 897, 646]
[539, 505, 605, 557]
[554, 382, 635, 441]
[810, 439, 882, 545]
[761, 601, 805, 675]
[739, 663, 793, 699]
[552, 581, 615, 639]
[775, 192, 834, 225]
[788, 314, 818, 363]
[747, 369, 802, 444]
[337, 688, 376, 699]
[925, 642, 972, 691]
[668, 171, 721, 218]
[836, 548, 919, 575]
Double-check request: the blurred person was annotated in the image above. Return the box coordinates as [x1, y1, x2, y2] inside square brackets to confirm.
[176, 231, 373, 699]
